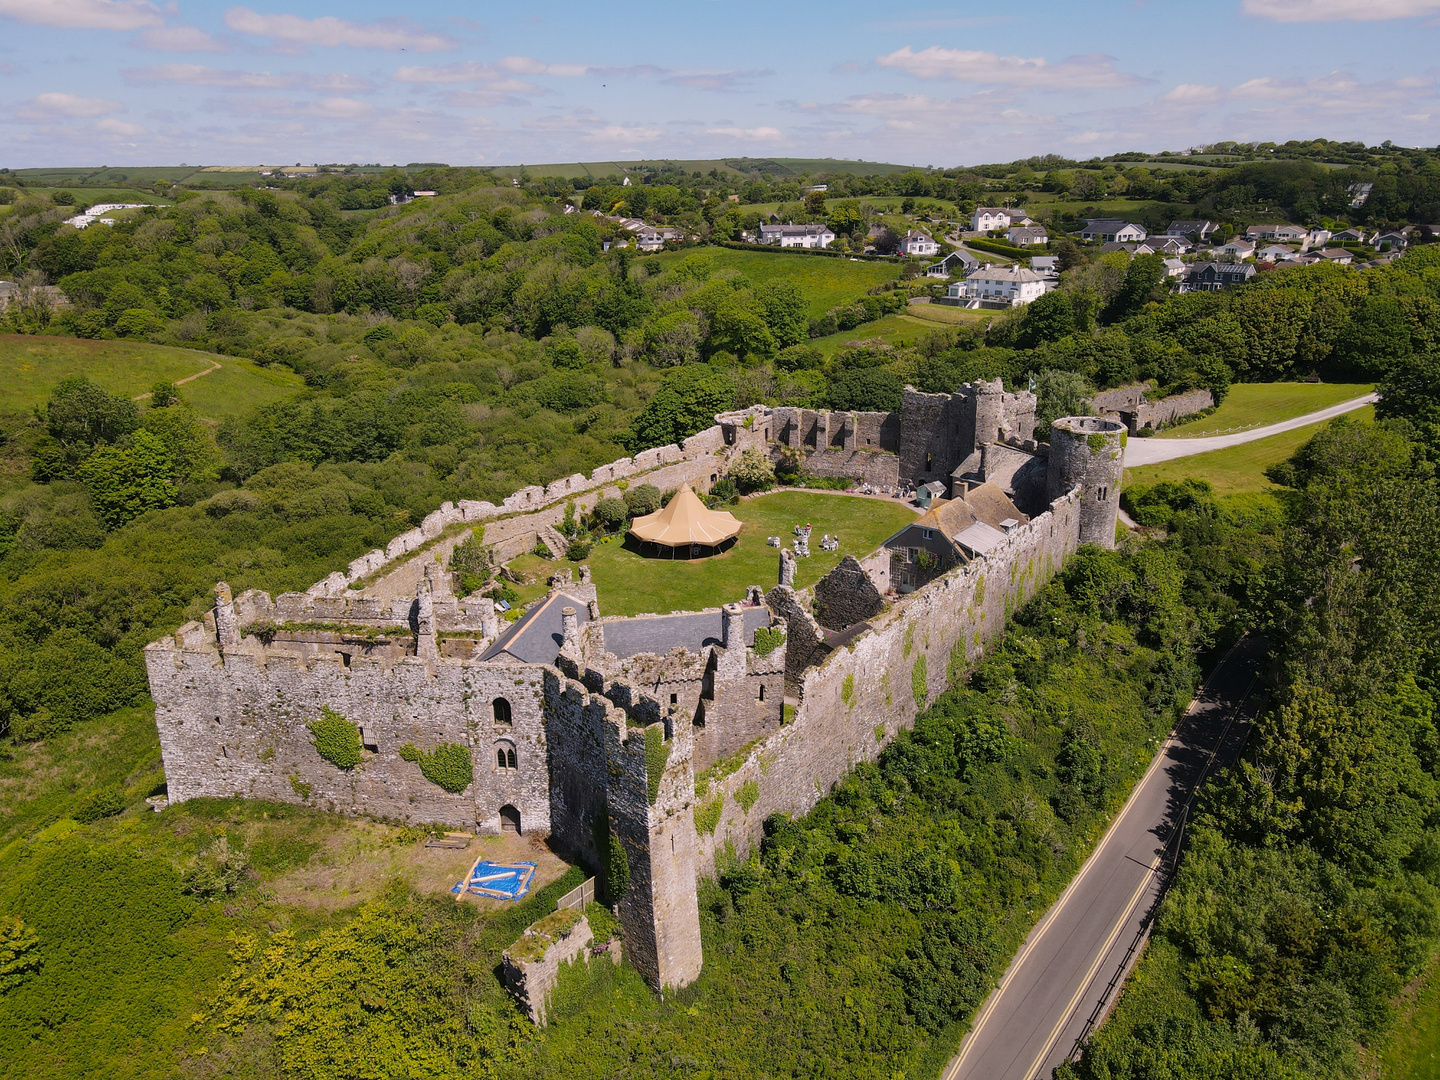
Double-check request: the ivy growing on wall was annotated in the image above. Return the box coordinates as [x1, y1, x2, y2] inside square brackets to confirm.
[735, 779, 760, 814]
[694, 797, 723, 836]
[592, 814, 630, 904]
[912, 655, 928, 705]
[644, 726, 670, 805]
[307, 707, 361, 769]
[841, 673, 855, 706]
[398, 742, 474, 793]
[752, 626, 786, 656]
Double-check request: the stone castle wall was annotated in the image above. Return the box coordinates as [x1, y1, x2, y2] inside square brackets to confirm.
[689, 488, 1082, 876]
[143, 637, 554, 836]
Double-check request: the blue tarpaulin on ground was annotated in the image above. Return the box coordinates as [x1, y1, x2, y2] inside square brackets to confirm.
[452, 860, 536, 900]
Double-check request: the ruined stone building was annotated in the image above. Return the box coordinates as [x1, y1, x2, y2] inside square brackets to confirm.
[145, 386, 1125, 994]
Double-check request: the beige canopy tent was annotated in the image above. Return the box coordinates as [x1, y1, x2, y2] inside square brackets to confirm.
[627, 483, 742, 557]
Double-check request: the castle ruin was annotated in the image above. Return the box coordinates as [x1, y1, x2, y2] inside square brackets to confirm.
[144, 381, 1125, 993]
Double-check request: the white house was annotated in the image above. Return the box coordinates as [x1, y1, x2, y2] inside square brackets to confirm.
[1302, 228, 1331, 251]
[632, 224, 683, 251]
[1256, 244, 1298, 262]
[900, 230, 939, 257]
[1080, 219, 1147, 243]
[949, 265, 1052, 307]
[1030, 255, 1059, 277]
[970, 207, 1014, 233]
[1245, 223, 1307, 242]
[1314, 247, 1354, 265]
[1161, 257, 1186, 278]
[757, 223, 836, 249]
[1006, 225, 1049, 246]
[1216, 238, 1257, 260]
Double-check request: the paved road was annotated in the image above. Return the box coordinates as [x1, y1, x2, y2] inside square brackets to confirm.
[944, 636, 1267, 1080]
[1123, 393, 1377, 466]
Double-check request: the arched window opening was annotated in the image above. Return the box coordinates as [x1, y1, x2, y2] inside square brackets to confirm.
[506, 748, 517, 769]
[493, 697, 512, 726]
[925, 452, 933, 472]
[496, 748, 507, 769]
[758, 684, 765, 701]
[496, 740, 517, 772]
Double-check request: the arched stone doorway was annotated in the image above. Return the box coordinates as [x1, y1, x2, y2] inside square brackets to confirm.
[499, 804, 521, 834]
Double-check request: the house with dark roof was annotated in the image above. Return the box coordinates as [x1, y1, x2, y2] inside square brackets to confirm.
[924, 249, 979, 278]
[1168, 220, 1217, 241]
[899, 230, 939, 257]
[1180, 261, 1257, 292]
[756, 223, 835, 249]
[1006, 225, 1049, 246]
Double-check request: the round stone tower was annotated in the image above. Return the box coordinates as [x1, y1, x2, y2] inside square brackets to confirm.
[1046, 416, 1126, 549]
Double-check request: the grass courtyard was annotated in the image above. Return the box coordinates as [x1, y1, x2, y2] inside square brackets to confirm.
[581, 489, 919, 617]
[1156, 381, 1373, 438]
[0, 335, 304, 420]
[1125, 406, 1375, 497]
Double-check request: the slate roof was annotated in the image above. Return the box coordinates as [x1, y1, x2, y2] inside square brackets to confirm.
[601, 606, 770, 659]
[480, 592, 591, 664]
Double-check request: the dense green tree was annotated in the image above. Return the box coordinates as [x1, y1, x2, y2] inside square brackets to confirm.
[625, 365, 734, 453]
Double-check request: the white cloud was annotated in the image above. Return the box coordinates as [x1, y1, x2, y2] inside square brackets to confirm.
[582, 123, 663, 143]
[0, 0, 162, 30]
[124, 63, 374, 91]
[1163, 83, 1222, 103]
[496, 56, 589, 77]
[1242, 0, 1440, 21]
[95, 117, 145, 135]
[222, 7, 454, 52]
[876, 46, 1142, 88]
[19, 91, 122, 116]
[705, 125, 783, 140]
[132, 25, 226, 51]
[665, 69, 773, 92]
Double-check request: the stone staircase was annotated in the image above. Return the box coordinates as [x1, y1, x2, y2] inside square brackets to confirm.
[535, 523, 569, 561]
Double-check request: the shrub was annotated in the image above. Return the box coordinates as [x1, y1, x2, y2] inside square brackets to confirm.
[449, 531, 491, 595]
[591, 497, 629, 532]
[566, 538, 591, 561]
[533, 539, 553, 558]
[182, 837, 252, 899]
[73, 786, 126, 824]
[623, 483, 661, 517]
[753, 627, 786, 656]
[308, 706, 362, 769]
[729, 447, 776, 494]
[0, 917, 42, 994]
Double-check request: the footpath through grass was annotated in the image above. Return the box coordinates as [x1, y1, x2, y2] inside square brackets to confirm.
[0, 335, 304, 420]
[583, 489, 918, 617]
[1126, 406, 1375, 497]
[650, 247, 900, 317]
[1157, 381, 1372, 438]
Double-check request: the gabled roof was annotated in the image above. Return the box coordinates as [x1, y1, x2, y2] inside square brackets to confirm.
[481, 592, 591, 664]
[954, 521, 1007, 556]
[967, 265, 1047, 283]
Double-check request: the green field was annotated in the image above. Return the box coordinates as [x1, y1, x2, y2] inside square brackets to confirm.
[1125, 406, 1375, 496]
[1156, 381, 1373, 437]
[582, 489, 918, 617]
[0, 335, 304, 420]
[1377, 953, 1440, 1080]
[812, 311, 969, 354]
[651, 247, 901, 317]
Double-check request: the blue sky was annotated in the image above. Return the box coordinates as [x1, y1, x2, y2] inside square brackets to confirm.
[1, 0, 1438, 168]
